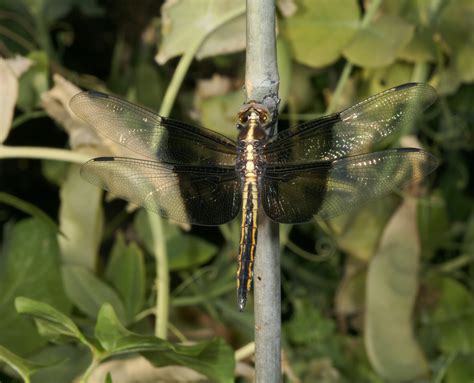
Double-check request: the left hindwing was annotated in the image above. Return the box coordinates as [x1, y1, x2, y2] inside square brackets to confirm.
[81, 157, 241, 225]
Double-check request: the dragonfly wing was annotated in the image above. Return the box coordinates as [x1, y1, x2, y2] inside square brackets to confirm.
[70, 91, 237, 166]
[81, 157, 241, 225]
[264, 83, 437, 163]
[262, 149, 438, 223]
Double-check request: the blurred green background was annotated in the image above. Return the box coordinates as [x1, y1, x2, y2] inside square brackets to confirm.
[0, 0, 473, 382]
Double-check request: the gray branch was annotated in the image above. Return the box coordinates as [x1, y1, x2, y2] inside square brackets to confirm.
[244, 1, 281, 382]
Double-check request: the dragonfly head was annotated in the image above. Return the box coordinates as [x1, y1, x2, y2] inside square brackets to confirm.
[238, 102, 271, 127]
[237, 102, 272, 141]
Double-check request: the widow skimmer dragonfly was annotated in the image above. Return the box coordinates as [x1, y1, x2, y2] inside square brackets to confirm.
[70, 82, 438, 311]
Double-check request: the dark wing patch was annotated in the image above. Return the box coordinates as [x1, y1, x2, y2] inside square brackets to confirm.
[264, 83, 437, 163]
[81, 157, 241, 225]
[70, 91, 237, 166]
[262, 149, 438, 223]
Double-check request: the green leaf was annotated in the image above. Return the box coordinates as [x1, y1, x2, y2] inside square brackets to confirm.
[134, 59, 166, 110]
[287, 64, 318, 113]
[95, 304, 170, 354]
[425, 276, 474, 354]
[156, 0, 246, 63]
[331, 195, 399, 262]
[284, 299, 336, 346]
[437, 0, 474, 83]
[15, 297, 85, 342]
[58, 164, 103, 269]
[0, 218, 70, 355]
[446, 354, 474, 383]
[30, 344, 91, 383]
[365, 199, 429, 380]
[21, 0, 103, 24]
[334, 267, 366, 317]
[276, 38, 292, 112]
[105, 372, 113, 383]
[0, 344, 46, 383]
[95, 304, 235, 382]
[343, 15, 414, 68]
[199, 90, 242, 139]
[17, 51, 49, 112]
[62, 265, 126, 323]
[41, 160, 69, 187]
[134, 210, 217, 271]
[144, 338, 235, 383]
[398, 26, 437, 63]
[282, 0, 360, 68]
[417, 190, 450, 259]
[365, 62, 414, 95]
[461, 211, 474, 257]
[105, 234, 146, 322]
[168, 232, 218, 271]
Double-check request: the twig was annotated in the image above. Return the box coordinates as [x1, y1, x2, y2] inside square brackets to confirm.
[244, 1, 281, 382]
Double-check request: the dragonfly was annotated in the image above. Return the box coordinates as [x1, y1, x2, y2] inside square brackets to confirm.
[70, 82, 438, 311]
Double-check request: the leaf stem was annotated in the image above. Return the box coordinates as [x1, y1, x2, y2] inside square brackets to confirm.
[150, 4, 245, 339]
[12, 111, 48, 129]
[0, 146, 90, 164]
[79, 357, 100, 383]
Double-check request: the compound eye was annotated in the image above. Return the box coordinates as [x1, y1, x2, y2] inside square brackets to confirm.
[239, 115, 248, 124]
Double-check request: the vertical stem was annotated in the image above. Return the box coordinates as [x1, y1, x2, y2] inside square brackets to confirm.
[151, 5, 245, 339]
[245, 1, 281, 382]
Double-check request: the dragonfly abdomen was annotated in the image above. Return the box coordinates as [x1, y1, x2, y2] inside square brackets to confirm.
[237, 180, 259, 311]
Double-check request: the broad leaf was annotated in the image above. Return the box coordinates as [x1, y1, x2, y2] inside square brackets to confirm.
[16, 51, 48, 112]
[30, 344, 91, 383]
[95, 304, 170, 354]
[365, 199, 429, 381]
[446, 354, 474, 383]
[0, 218, 70, 355]
[156, 0, 246, 63]
[144, 338, 235, 383]
[0, 344, 46, 382]
[425, 276, 474, 354]
[199, 90, 242, 139]
[417, 191, 450, 259]
[134, 210, 217, 271]
[62, 265, 126, 323]
[282, 0, 360, 68]
[343, 15, 414, 68]
[105, 234, 146, 322]
[96, 304, 235, 382]
[58, 165, 103, 269]
[20, 0, 103, 24]
[15, 297, 85, 343]
[168, 232, 218, 271]
[330, 195, 399, 262]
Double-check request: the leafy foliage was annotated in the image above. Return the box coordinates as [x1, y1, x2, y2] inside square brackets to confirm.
[0, 0, 472, 382]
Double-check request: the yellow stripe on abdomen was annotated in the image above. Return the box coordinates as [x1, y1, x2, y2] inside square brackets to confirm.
[237, 180, 258, 311]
